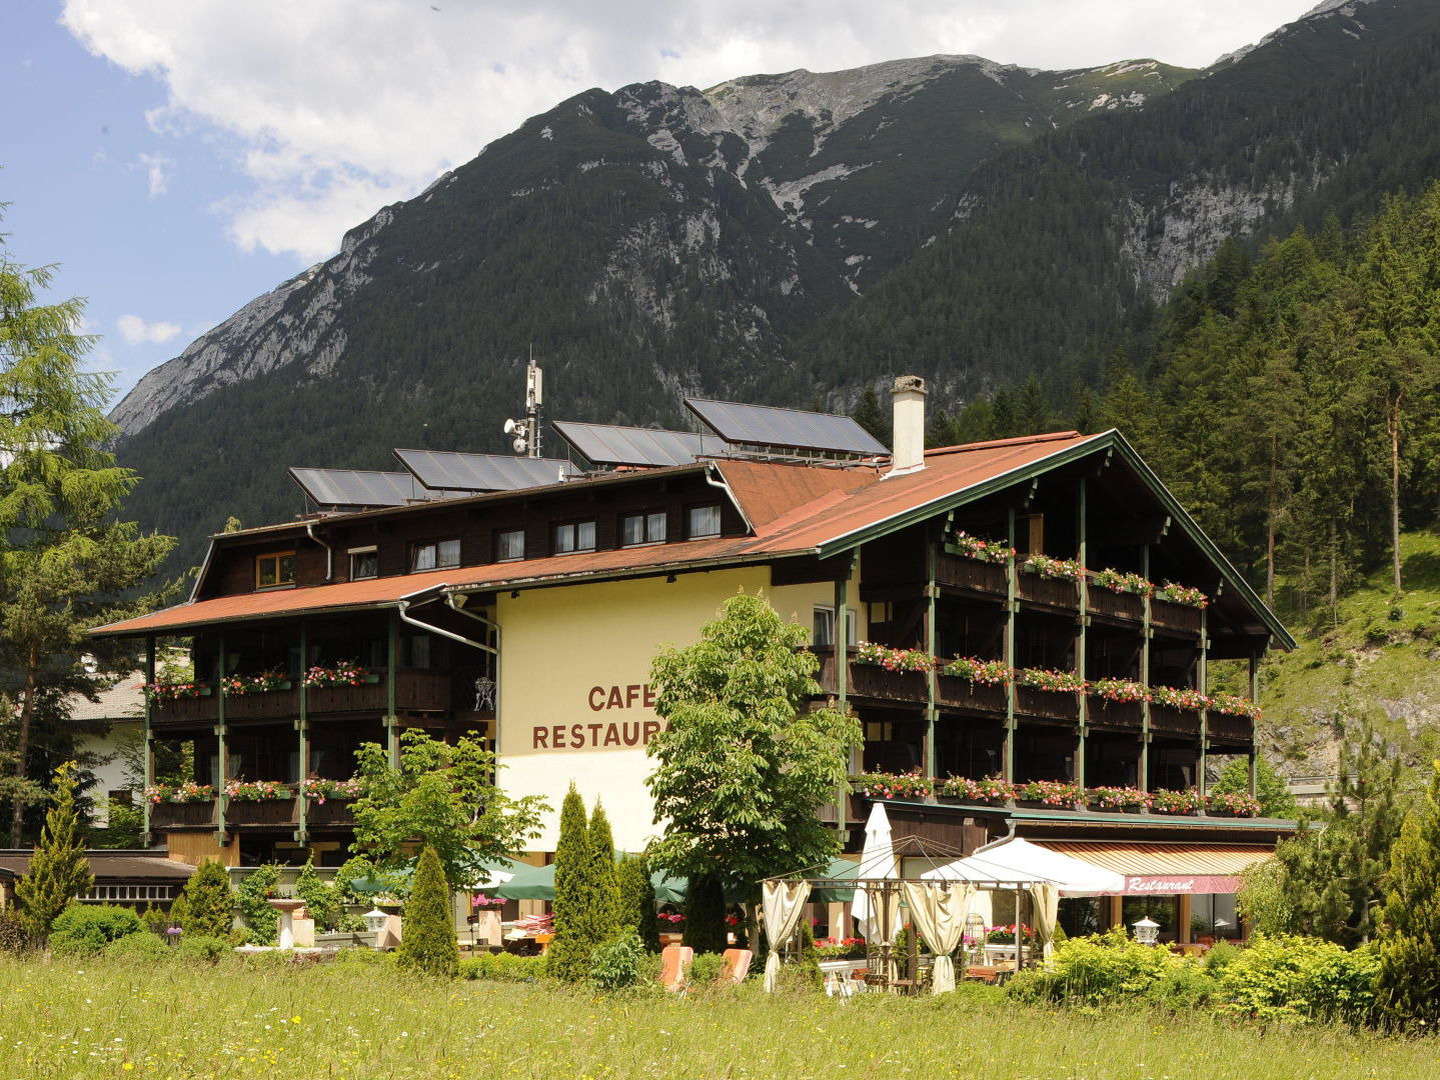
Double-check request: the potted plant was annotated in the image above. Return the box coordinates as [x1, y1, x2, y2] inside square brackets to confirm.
[1016, 779, 1082, 809]
[223, 779, 293, 801]
[1206, 791, 1262, 818]
[1090, 568, 1152, 596]
[1089, 678, 1148, 703]
[1154, 582, 1208, 608]
[220, 670, 292, 695]
[941, 657, 1011, 685]
[939, 776, 1015, 804]
[853, 642, 935, 672]
[1209, 692, 1261, 720]
[303, 661, 377, 688]
[1150, 788, 1202, 815]
[949, 531, 1014, 564]
[297, 776, 364, 803]
[143, 681, 211, 702]
[1015, 668, 1087, 693]
[852, 771, 934, 800]
[1151, 685, 1211, 712]
[1021, 554, 1084, 582]
[1085, 785, 1150, 813]
[145, 781, 215, 804]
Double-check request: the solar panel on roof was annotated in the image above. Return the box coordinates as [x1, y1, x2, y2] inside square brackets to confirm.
[683, 398, 888, 456]
[289, 467, 429, 508]
[551, 421, 723, 468]
[393, 449, 578, 492]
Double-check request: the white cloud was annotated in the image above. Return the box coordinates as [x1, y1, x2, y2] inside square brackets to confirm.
[117, 313, 183, 345]
[134, 152, 172, 196]
[61, 0, 1321, 262]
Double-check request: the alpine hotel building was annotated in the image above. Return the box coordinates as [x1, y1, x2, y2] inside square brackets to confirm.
[91, 378, 1296, 943]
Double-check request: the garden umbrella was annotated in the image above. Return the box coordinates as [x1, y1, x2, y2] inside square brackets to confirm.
[810, 858, 859, 904]
[851, 802, 900, 944]
[493, 861, 556, 900]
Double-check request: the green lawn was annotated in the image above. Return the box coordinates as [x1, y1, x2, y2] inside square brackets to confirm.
[0, 956, 1431, 1079]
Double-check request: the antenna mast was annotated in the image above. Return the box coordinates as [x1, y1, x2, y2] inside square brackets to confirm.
[503, 346, 544, 458]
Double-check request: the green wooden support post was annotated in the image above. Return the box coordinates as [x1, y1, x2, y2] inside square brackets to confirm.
[1004, 508, 1017, 784]
[1075, 479, 1088, 791]
[924, 527, 939, 780]
[142, 634, 156, 845]
[1247, 652, 1260, 798]
[1198, 607, 1209, 799]
[294, 623, 309, 845]
[1139, 544, 1151, 793]
[834, 558, 854, 833]
[215, 632, 228, 842]
[385, 612, 400, 768]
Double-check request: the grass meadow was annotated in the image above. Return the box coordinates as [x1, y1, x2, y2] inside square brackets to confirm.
[1, 955, 1431, 1080]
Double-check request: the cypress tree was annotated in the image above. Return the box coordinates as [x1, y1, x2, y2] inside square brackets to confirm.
[177, 858, 233, 938]
[397, 844, 458, 978]
[682, 874, 728, 954]
[1376, 764, 1440, 1027]
[548, 784, 593, 981]
[617, 854, 661, 952]
[14, 762, 93, 943]
[294, 856, 338, 931]
[585, 801, 621, 946]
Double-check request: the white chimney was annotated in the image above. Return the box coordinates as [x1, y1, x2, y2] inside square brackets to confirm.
[886, 375, 926, 476]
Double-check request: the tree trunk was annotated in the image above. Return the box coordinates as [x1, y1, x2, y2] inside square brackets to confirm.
[1389, 397, 1403, 594]
[9, 649, 39, 846]
[1328, 522, 1339, 626]
[1266, 433, 1278, 606]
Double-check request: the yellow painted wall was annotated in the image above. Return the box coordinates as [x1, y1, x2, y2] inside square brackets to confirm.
[166, 830, 240, 867]
[496, 565, 862, 852]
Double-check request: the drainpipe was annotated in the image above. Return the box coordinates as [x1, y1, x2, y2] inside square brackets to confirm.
[705, 464, 753, 534]
[305, 521, 334, 581]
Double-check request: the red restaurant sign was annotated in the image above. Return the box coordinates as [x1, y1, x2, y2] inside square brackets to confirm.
[1122, 875, 1242, 895]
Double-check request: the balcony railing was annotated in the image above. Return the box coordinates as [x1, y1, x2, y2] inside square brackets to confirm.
[150, 794, 360, 831]
[150, 800, 216, 828]
[1086, 695, 1144, 730]
[936, 554, 1007, 596]
[150, 670, 452, 726]
[935, 676, 1007, 715]
[1151, 597, 1204, 634]
[1150, 703, 1204, 736]
[1015, 686, 1080, 722]
[812, 648, 928, 706]
[1207, 711, 1253, 742]
[1086, 588, 1145, 623]
[227, 798, 298, 827]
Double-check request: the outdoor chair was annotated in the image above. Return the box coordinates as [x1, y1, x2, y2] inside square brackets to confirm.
[659, 944, 694, 992]
[719, 948, 752, 984]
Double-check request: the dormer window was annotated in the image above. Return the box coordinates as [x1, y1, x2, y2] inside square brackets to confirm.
[496, 529, 525, 562]
[621, 511, 667, 547]
[349, 546, 378, 580]
[411, 538, 460, 572]
[255, 551, 295, 589]
[553, 520, 596, 555]
[687, 505, 721, 539]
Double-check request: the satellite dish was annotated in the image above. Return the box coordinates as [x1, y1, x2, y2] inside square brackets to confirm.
[512, 437, 528, 454]
[503, 418, 518, 435]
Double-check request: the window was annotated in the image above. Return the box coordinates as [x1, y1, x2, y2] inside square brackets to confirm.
[349, 546, 378, 580]
[687, 504, 722, 539]
[621, 511, 667, 547]
[255, 551, 295, 588]
[411, 538, 460, 572]
[812, 605, 859, 647]
[496, 529, 525, 562]
[553, 520, 596, 555]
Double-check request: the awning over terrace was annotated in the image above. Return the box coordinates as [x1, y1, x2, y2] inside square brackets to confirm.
[1032, 840, 1273, 895]
[918, 837, 1124, 897]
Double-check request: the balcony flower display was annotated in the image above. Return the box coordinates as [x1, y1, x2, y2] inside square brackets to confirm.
[1017, 779, 1082, 806]
[145, 781, 214, 804]
[1209, 692, 1261, 720]
[1151, 685, 1211, 711]
[470, 893, 505, 909]
[1085, 786, 1151, 811]
[298, 777, 365, 803]
[950, 531, 1014, 564]
[222, 779, 292, 802]
[220, 670, 290, 696]
[1154, 582, 1209, 608]
[941, 657, 1011, 685]
[1089, 678, 1148, 704]
[852, 771, 933, 799]
[1090, 568, 1152, 596]
[985, 923, 1035, 945]
[1021, 554, 1084, 582]
[1015, 668, 1087, 693]
[302, 661, 370, 689]
[142, 681, 208, 703]
[940, 776, 1016, 803]
[657, 911, 685, 926]
[1150, 788, 1203, 814]
[814, 937, 867, 960]
[853, 642, 935, 673]
[1207, 791, 1263, 817]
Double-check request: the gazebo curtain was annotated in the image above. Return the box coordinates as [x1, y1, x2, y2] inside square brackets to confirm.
[761, 880, 812, 992]
[901, 881, 973, 993]
[1028, 883, 1059, 958]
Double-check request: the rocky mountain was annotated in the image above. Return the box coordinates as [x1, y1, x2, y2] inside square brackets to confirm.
[112, 0, 1440, 566]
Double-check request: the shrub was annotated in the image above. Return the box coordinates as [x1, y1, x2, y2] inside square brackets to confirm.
[103, 932, 169, 961]
[616, 854, 661, 952]
[588, 931, 648, 991]
[234, 864, 282, 944]
[688, 952, 725, 986]
[1201, 940, 1242, 975]
[397, 845, 459, 978]
[49, 904, 145, 956]
[0, 911, 30, 952]
[1146, 962, 1219, 1010]
[459, 952, 549, 982]
[1005, 928, 1182, 1006]
[15, 763, 94, 943]
[178, 858, 234, 938]
[1216, 934, 1380, 1025]
[176, 935, 232, 963]
[294, 857, 340, 931]
[139, 904, 173, 937]
[682, 875, 728, 954]
[549, 785, 595, 982]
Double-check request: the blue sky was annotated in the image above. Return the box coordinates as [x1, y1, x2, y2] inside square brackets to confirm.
[2, 0, 1320, 404]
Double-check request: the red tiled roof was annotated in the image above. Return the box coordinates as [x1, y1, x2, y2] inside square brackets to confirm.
[92, 432, 1100, 637]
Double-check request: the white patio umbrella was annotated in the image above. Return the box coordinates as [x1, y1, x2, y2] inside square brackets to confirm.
[850, 801, 899, 943]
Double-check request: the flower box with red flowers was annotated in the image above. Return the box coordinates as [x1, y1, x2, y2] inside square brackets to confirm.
[985, 923, 1036, 945]
[853, 642, 936, 673]
[143, 681, 211, 703]
[1209, 692, 1261, 721]
[1085, 786, 1150, 812]
[1154, 582, 1209, 609]
[1206, 791, 1262, 817]
[1149, 788, 1202, 815]
[1017, 779, 1082, 808]
[939, 776, 1016, 804]
[302, 661, 377, 689]
[949, 531, 1015, 565]
[852, 771, 933, 800]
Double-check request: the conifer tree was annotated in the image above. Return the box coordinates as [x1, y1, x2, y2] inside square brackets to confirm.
[1375, 763, 1440, 1028]
[14, 761, 92, 942]
[547, 784, 594, 981]
[293, 856, 339, 932]
[396, 844, 458, 977]
[176, 858, 233, 938]
[585, 801, 621, 946]
[682, 874, 728, 954]
[616, 853, 661, 952]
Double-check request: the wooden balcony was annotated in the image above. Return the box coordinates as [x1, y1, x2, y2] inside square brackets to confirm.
[1015, 687, 1080, 722]
[227, 798, 298, 827]
[936, 554, 1007, 597]
[935, 676, 1007, 716]
[1150, 704, 1203, 736]
[1086, 587, 1144, 623]
[1207, 712, 1254, 743]
[1152, 598, 1204, 635]
[150, 800, 215, 828]
[306, 798, 357, 827]
[1086, 696, 1143, 730]
[812, 648, 928, 706]
[1017, 571, 1078, 611]
[150, 670, 452, 727]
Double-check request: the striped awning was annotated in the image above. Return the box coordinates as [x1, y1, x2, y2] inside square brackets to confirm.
[1033, 841, 1274, 895]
